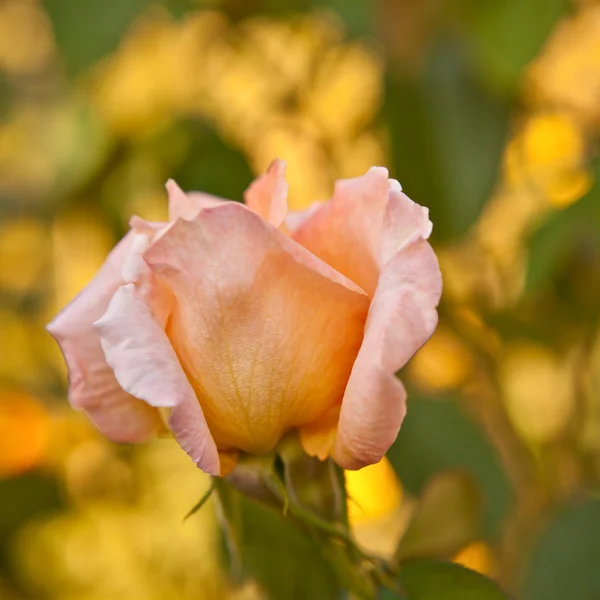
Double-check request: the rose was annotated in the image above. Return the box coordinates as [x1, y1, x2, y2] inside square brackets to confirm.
[48, 161, 441, 476]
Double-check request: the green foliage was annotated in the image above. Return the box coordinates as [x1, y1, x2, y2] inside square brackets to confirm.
[385, 43, 509, 241]
[43, 0, 151, 75]
[380, 560, 511, 600]
[171, 123, 255, 202]
[313, 0, 375, 37]
[525, 206, 581, 295]
[183, 481, 215, 521]
[0, 474, 63, 562]
[215, 478, 341, 600]
[526, 175, 600, 295]
[465, 0, 571, 90]
[389, 395, 513, 537]
[522, 498, 600, 600]
[396, 471, 482, 562]
[217, 438, 388, 599]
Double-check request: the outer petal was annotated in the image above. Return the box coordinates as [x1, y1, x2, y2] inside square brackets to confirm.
[292, 168, 433, 297]
[292, 166, 391, 295]
[243, 159, 288, 227]
[380, 188, 433, 264]
[334, 239, 442, 469]
[47, 233, 162, 443]
[143, 202, 370, 456]
[94, 283, 220, 475]
[167, 179, 225, 221]
[285, 201, 322, 233]
[299, 405, 340, 461]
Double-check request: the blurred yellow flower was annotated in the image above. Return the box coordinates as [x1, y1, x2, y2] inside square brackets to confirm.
[303, 44, 383, 140]
[0, 390, 50, 477]
[347, 457, 403, 524]
[505, 112, 591, 209]
[0, 0, 55, 76]
[0, 217, 49, 293]
[0, 108, 56, 195]
[0, 311, 44, 385]
[527, 4, 600, 124]
[93, 10, 227, 136]
[52, 211, 114, 311]
[453, 541, 495, 576]
[346, 458, 411, 558]
[42, 412, 104, 474]
[410, 326, 474, 392]
[500, 343, 575, 444]
[252, 122, 332, 209]
[91, 8, 385, 210]
[15, 441, 229, 599]
[0, 100, 108, 200]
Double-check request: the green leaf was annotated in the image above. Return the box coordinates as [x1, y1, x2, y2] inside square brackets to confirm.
[170, 122, 255, 203]
[43, 0, 150, 75]
[0, 473, 63, 565]
[522, 498, 600, 600]
[215, 481, 340, 600]
[183, 481, 214, 521]
[465, 0, 570, 91]
[160, 0, 196, 19]
[314, 0, 375, 37]
[425, 46, 509, 239]
[380, 560, 511, 599]
[388, 395, 513, 537]
[385, 42, 509, 242]
[221, 441, 379, 599]
[525, 176, 600, 294]
[396, 471, 482, 562]
[524, 208, 579, 294]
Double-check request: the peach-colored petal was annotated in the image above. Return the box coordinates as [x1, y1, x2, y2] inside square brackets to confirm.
[83, 397, 164, 444]
[166, 179, 225, 221]
[292, 166, 391, 295]
[244, 159, 288, 227]
[47, 233, 161, 443]
[381, 187, 433, 265]
[285, 201, 323, 233]
[129, 215, 167, 236]
[143, 202, 370, 456]
[94, 283, 220, 475]
[299, 405, 340, 461]
[334, 239, 442, 469]
[218, 450, 239, 477]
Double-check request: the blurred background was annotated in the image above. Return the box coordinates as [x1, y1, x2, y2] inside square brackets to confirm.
[1, 0, 600, 598]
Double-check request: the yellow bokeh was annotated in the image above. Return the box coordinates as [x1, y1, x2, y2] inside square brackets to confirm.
[346, 458, 411, 559]
[346, 457, 403, 525]
[500, 343, 575, 444]
[0, 217, 49, 293]
[453, 541, 495, 576]
[0, 311, 45, 386]
[51, 211, 115, 312]
[410, 326, 474, 391]
[505, 112, 590, 209]
[0, 0, 55, 76]
[0, 390, 50, 477]
[527, 5, 600, 124]
[14, 441, 231, 599]
[93, 9, 383, 208]
[520, 113, 582, 168]
[302, 44, 383, 140]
